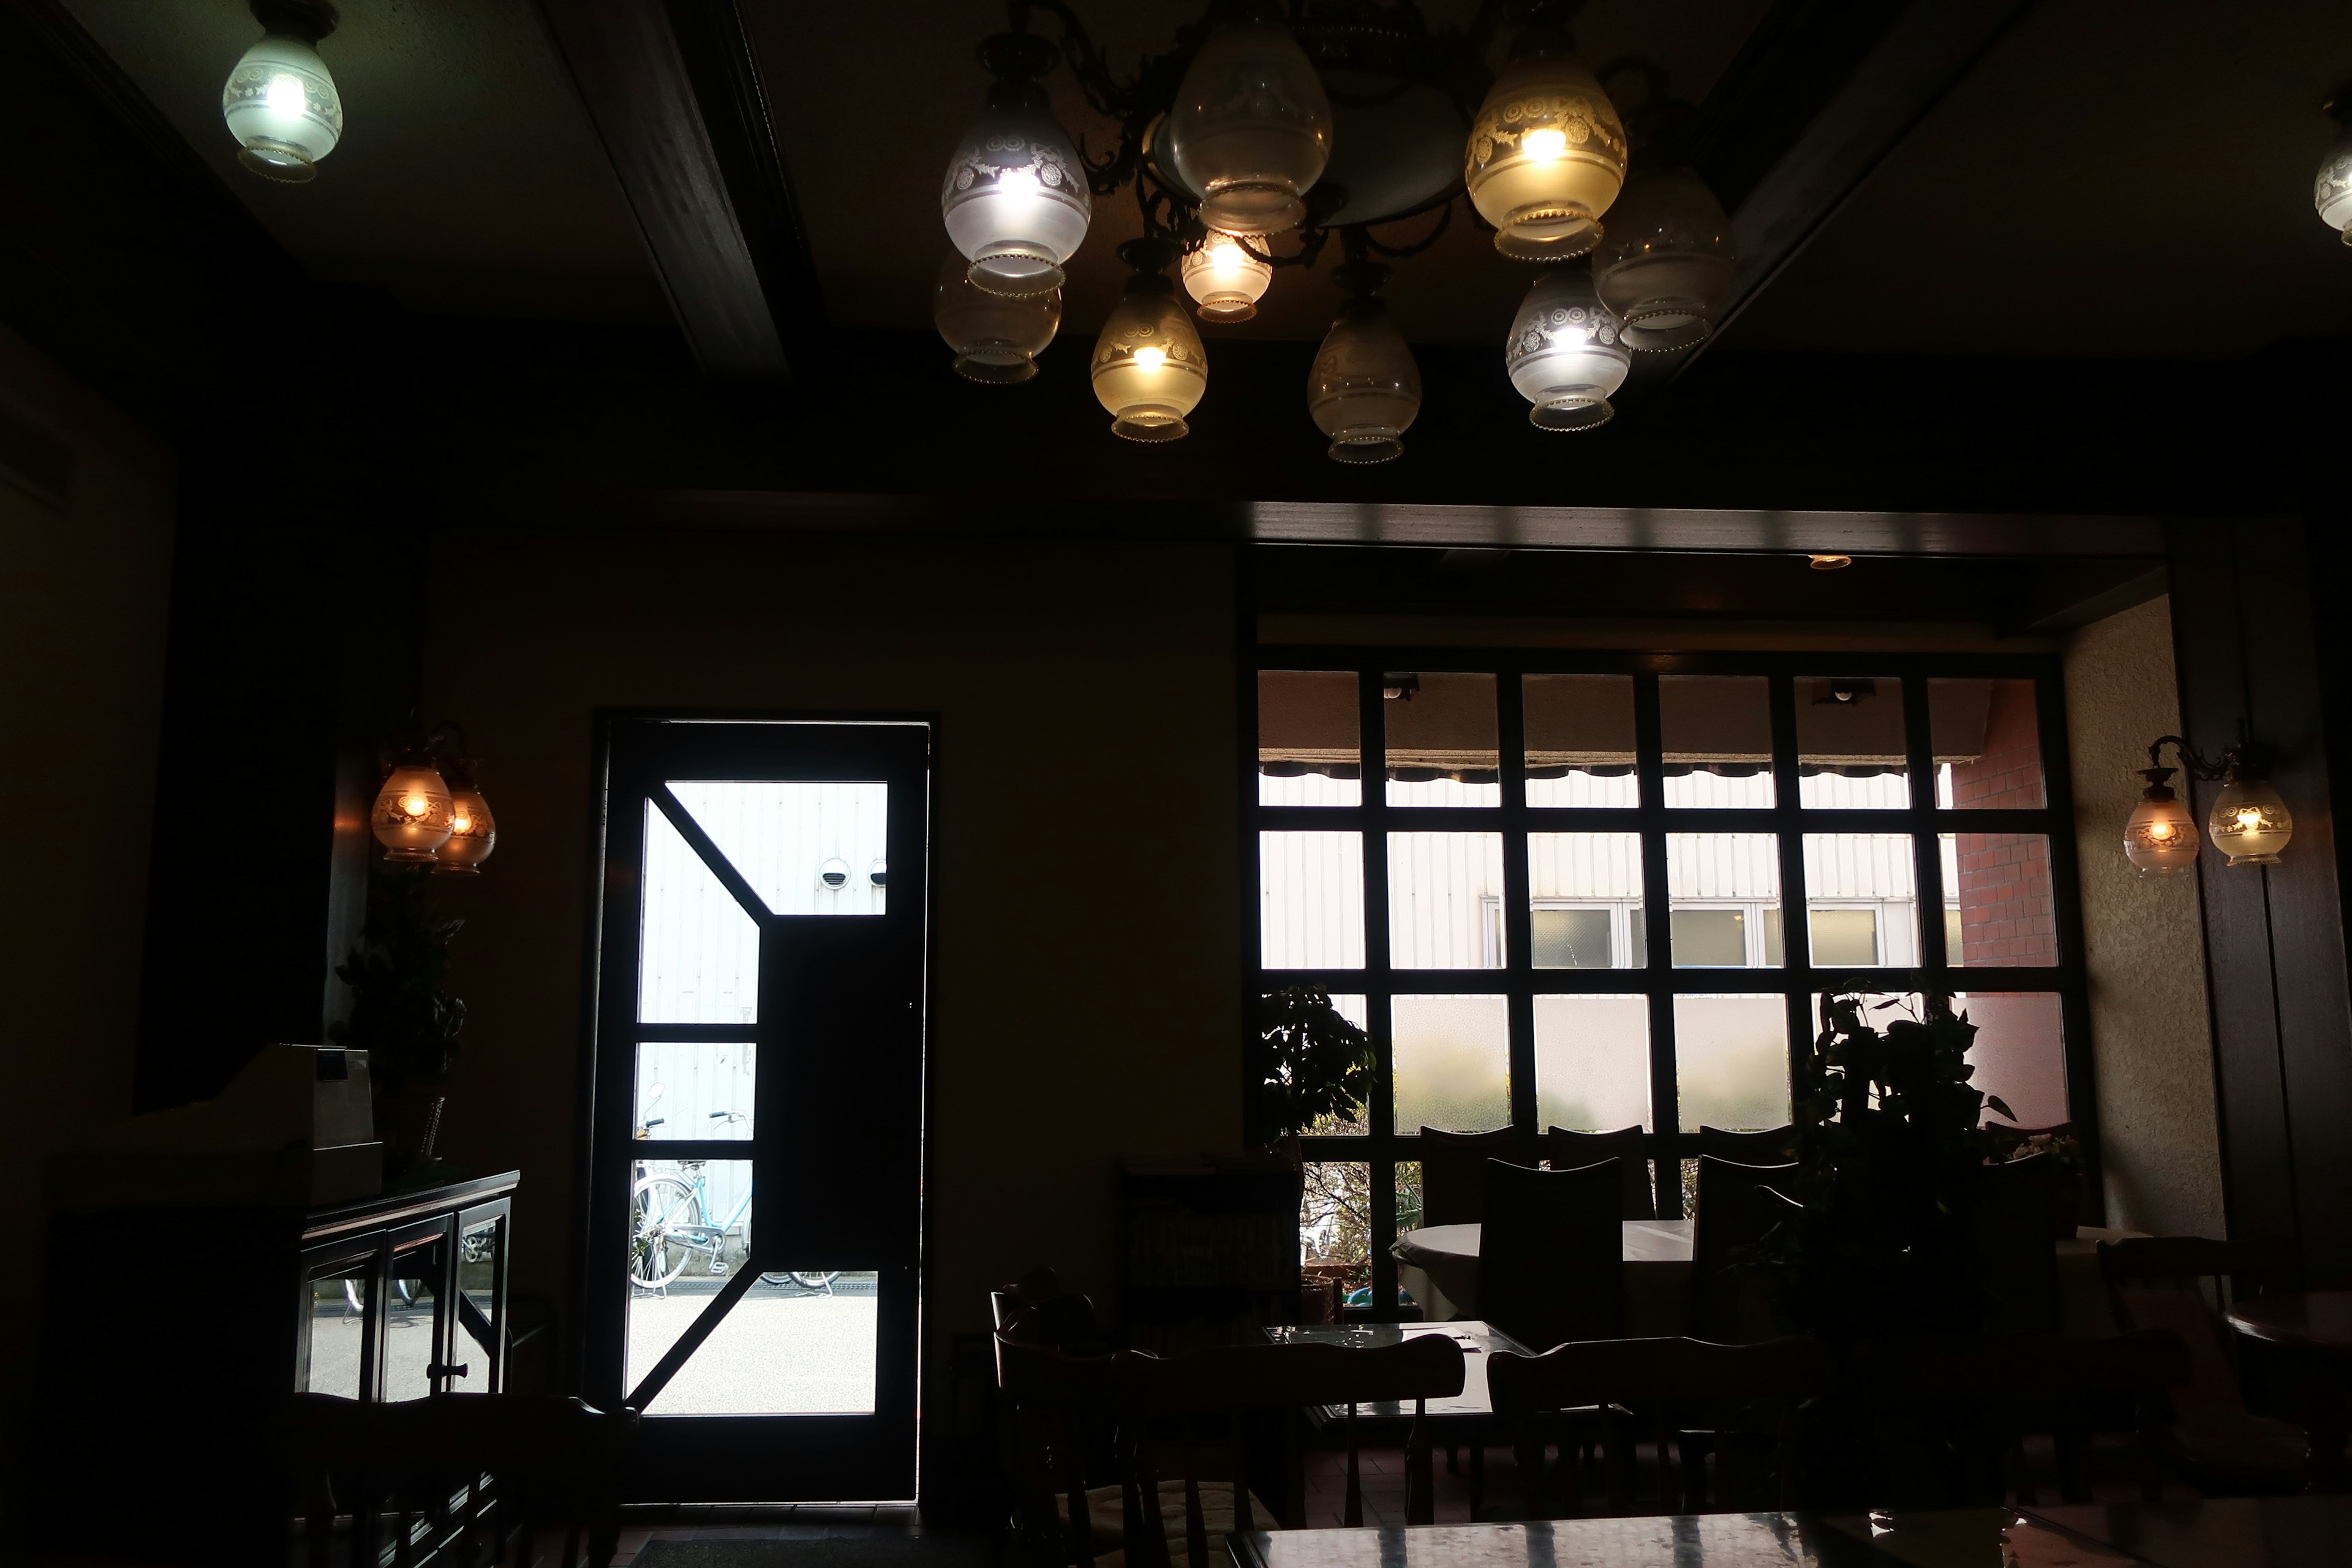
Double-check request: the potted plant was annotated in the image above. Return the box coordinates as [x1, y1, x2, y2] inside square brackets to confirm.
[331, 865, 467, 1183]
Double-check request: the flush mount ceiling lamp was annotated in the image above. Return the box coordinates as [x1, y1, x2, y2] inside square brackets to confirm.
[1590, 64, 1735, 351]
[942, 31, 1093, 296]
[370, 721, 497, 872]
[1091, 239, 1208, 441]
[933, 254, 1061, 382]
[2127, 734, 2294, 876]
[222, 0, 343, 183]
[1504, 260, 1629, 429]
[1307, 257, 1421, 464]
[2317, 82, 2352, 244]
[1463, 1, 1626, 262]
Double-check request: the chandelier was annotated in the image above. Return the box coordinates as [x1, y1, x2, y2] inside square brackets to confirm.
[932, 0, 1737, 461]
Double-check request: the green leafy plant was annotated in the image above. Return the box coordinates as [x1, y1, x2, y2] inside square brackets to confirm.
[330, 866, 466, 1095]
[1257, 986, 1375, 1142]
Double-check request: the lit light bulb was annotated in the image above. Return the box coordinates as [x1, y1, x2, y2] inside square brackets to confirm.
[403, 793, 429, 817]
[2147, 820, 2174, 840]
[451, 811, 473, 834]
[266, 73, 306, 117]
[221, 10, 343, 184]
[1134, 345, 1167, 371]
[1523, 127, 1569, 163]
[1180, 230, 1275, 321]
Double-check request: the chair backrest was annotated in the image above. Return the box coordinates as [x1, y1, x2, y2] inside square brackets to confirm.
[1974, 1153, 2062, 1333]
[1416, 1126, 1533, 1226]
[284, 1393, 636, 1568]
[1688, 1157, 1800, 1343]
[1697, 1125, 1800, 1163]
[1480, 1158, 1625, 1352]
[994, 1333, 1126, 1568]
[1487, 1335, 1827, 1515]
[1547, 1125, 1656, 1219]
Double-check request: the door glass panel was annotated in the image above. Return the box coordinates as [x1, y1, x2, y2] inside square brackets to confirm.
[1942, 832, 2059, 966]
[1259, 831, 1365, 968]
[1523, 674, 1638, 807]
[1528, 833, 1642, 968]
[629, 1158, 753, 1399]
[1260, 671, 1360, 805]
[638, 804, 760, 1023]
[1796, 677, 1907, 807]
[1801, 834, 1918, 966]
[1387, 832, 1506, 968]
[1393, 993, 1509, 1132]
[454, 1221, 499, 1393]
[635, 1042, 757, 1140]
[668, 781, 889, 916]
[306, 1267, 369, 1399]
[1668, 833, 1781, 967]
[1932, 678, 2046, 809]
[1385, 673, 1499, 806]
[644, 1272, 881, 1416]
[1534, 995, 1651, 1131]
[1675, 995, 1791, 1132]
[1660, 676, 1773, 807]
[382, 1240, 442, 1403]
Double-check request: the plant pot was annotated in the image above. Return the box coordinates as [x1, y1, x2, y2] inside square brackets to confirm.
[375, 1085, 449, 1182]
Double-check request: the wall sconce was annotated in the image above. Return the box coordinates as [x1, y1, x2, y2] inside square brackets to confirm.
[371, 722, 497, 873]
[222, 0, 343, 183]
[2126, 733, 2293, 876]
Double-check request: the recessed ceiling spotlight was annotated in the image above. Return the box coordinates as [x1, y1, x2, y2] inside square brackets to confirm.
[1809, 554, 1854, 571]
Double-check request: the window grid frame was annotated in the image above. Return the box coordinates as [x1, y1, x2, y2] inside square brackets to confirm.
[1251, 647, 2094, 1322]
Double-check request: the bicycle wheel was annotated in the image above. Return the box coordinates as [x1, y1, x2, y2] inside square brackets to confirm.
[788, 1272, 842, 1291]
[630, 1175, 702, 1289]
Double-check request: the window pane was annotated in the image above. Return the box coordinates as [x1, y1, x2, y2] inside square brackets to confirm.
[1523, 674, 1638, 807]
[1260, 831, 1365, 968]
[1283, 993, 1369, 1133]
[1964, 992, 2070, 1129]
[306, 1270, 368, 1399]
[638, 803, 759, 1024]
[1395, 1160, 1425, 1235]
[1385, 673, 1499, 806]
[1302, 1162, 1373, 1298]
[1942, 831, 2059, 967]
[1529, 832, 1643, 968]
[1388, 832, 1506, 968]
[1933, 678, 2047, 810]
[668, 781, 888, 915]
[1801, 834, 1919, 967]
[383, 1239, 442, 1403]
[1796, 677, 1907, 808]
[635, 1041, 756, 1140]
[1660, 675, 1773, 807]
[1261, 671, 1360, 806]
[1534, 995, 1651, 1131]
[1675, 995, 1791, 1132]
[1667, 833, 1781, 968]
[643, 1269, 881, 1415]
[1393, 994, 1510, 1132]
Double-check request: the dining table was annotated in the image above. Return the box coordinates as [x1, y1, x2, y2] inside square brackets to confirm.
[2228, 1290, 2352, 1490]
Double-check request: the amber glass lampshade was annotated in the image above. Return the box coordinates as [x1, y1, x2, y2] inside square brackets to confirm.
[1463, 21, 1625, 262]
[436, 766, 496, 875]
[2122, 770, 2199, 876]
[1091, 249, 1208, 442]
[372, 760, 454, 864]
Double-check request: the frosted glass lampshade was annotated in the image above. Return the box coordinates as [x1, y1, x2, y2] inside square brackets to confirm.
[1464, 37, 1626, 262]
[2317, 122, 2352, 243]
[2122, 773, 2199, 876]
[1308, 296, 1420, 464]
[2211, 775, 2293, 865]
[372, 763, 454, 863]
[1504, 266, 1630, 431]
[941, 85, 1091, 296]
[1182, 233, 1275, 322]
[437, 785, 497, 875]
[1593, 166, 1735, 351]
[221, 31, 342, 182]
[1091, 274, 1208, 442]
[933, 254, 1059, 382]
[1164, 15, 1332, 235]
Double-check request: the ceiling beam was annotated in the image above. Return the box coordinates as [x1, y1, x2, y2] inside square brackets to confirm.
[537, 0, 822, 381]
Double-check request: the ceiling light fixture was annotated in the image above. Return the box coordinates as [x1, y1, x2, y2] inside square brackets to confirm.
[941, 31, 1092, 295]
[2127, 733, 2293, 876]
[1091, 240, 1207, 441]
[1163, 8, 1333, 236]
[369, 722, 498, 872]
[222, 1, 343, 184]
[2317, 82, 2352, 244]
[1504, 262, 1629, 430]
[933, 254, 1061, 382]
[1463, 2, 1626, 262]
[1591, 64, 1734, 351]
[1308, 260, 1420, 464]
[1182, 231, 1275, 322]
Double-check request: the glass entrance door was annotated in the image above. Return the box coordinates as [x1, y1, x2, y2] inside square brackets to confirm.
[584, 717, 929, 1502]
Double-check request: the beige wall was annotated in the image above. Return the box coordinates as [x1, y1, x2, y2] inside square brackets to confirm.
[422, 530, 1242, 1414]
[0, 327, 175, 1429]
[2064, 594, 2225, 1237]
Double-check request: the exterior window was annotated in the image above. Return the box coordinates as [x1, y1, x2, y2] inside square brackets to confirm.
[1256, 656, 2087, 1317]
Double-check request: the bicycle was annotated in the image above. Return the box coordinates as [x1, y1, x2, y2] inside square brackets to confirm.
[628, 1092, 841, 1295]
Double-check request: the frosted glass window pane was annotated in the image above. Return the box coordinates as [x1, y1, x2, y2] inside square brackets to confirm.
[1962, 992, 2070, 1128]
[1932, 679, 2046, 810]
[635, 1042, 756, 1140]
[1388, 832, 1506, 968]
[1393, 994, 1509, 1133]
[668, 780, 888, 916]
[1534, 995, 1651, 1131]
[1261, 671, 1360, 805]
[1660, 676, 1773, 807]
[1260, 832, 1365, 968]
[1801, 834, 1918, 967]
[1809, 910, 1880, 966]
[638, 805, 759, 1024]
[1528, 832, 1642, 969]
[1675, 995, 1790, 1131]
[1523, 674, 1638, 807]
[1943, 831, 2059, 967]
[1796, 677, 1907, 808]
[1386, 674, 1499, 806]
[1667, 833, 1781, 968]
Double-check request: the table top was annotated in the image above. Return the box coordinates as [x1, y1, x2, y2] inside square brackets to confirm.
[1395, 1220, 1695, 1267]
[2227, 1290, 2352, 1351]
[1261, 1321, 1531, 1422]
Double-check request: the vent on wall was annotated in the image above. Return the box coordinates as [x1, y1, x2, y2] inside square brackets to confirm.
[0, 402, 72, 513]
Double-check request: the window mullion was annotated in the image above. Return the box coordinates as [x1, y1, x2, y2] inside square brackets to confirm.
[1634, 671, 1679, 1215]
[1771, 674, 1812, 1099]
[1498, 662, 1538, 1137]
[1905, 673, 1950, 979]
[1360, 662, 1399, 1320]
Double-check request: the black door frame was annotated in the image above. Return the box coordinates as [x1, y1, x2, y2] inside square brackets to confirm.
[577, 712, 935, 1502]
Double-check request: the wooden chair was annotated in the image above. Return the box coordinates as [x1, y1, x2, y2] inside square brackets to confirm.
[283, 1392, 635, 1568]
[1687, 1157, 1800, 1343]
[993, 1267, 1111, 1354]
[1417, 1127, 1534, 1227]
[1695, 1125, 1800, 1164]
[1546, 1126, 1655, 1219]
[1488, 1336, 1828, 1516]
[1480, 1158, 1625, 1353]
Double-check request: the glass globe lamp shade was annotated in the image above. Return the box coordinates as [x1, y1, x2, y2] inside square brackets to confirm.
[1593, 166, 1735, 351]
[941, 84, 1091, 297]
[1308, 297, 1420, 464]
[1164, 16, 1333, 236]
[436, 786, 497, 875]
[2210, 775, 2294, 866]
[1504, 267, 1630, 431]
[2122, 776, 2200, 876]
[1463, 41, 1626, 262]
[933, 255, 1060, 383]
[1091, 274, 1208, 442]
[221, 31, 343, 183]
[371, 762, 454, 863]
[2317, 122, 2352, 244]
[1182, 233, 1275, 322]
